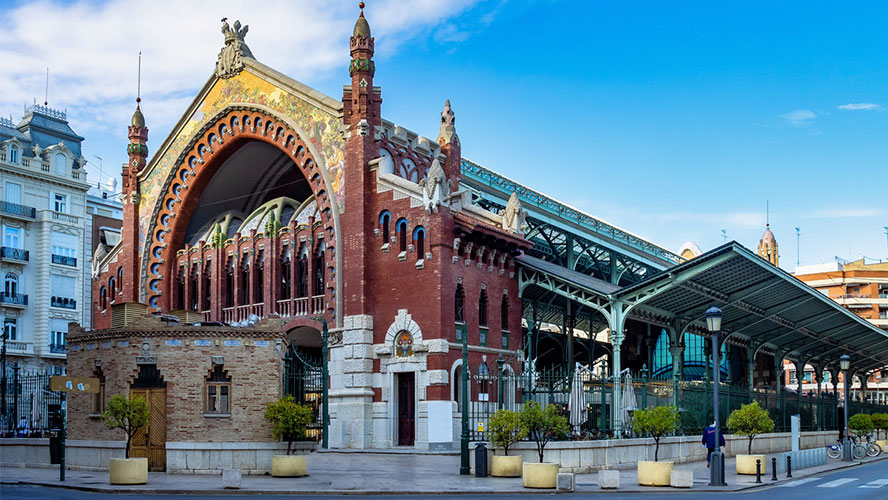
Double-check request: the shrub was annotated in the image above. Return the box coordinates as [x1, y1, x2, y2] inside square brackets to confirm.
[848, 413, 874, 437]
[101, 394, 150, 459]
[264, 396, 314, 455]
[727, 401, 775, 455]
[870, 413, 888, 440]
[519, 401, 569, 463]
[488, 409, 526, 456]
[632, 405, 679, 462]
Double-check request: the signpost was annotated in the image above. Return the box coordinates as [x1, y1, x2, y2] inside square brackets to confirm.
[50, 376, 100, 481]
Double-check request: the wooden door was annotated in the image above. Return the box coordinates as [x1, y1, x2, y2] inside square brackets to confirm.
[397, 372, 415, 446]
[129, 388, 167, 471]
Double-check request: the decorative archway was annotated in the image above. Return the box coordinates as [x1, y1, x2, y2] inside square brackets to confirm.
[141, 105, 342, 323]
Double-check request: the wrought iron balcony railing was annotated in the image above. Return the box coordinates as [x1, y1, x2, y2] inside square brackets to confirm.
[0, 247, 29, 261]
[51, 254, 77, 267]
[0, 201, 36, 219]
[49, 343, 67, 354]
[0, 292, 28, 305]
[50, 296, 77, 309]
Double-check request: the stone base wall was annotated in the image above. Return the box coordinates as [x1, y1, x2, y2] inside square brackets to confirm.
[0, 438, 54, 468]
[166, 441, 316, 474]
[471, 430, 837, 473]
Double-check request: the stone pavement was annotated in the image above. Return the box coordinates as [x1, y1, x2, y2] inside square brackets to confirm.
[1, 452, 884, 495]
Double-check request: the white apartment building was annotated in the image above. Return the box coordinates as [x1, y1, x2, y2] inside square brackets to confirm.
[0, 105, 90, 374]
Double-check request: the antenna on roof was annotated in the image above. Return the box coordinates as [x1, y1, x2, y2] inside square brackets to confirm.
[795, 227, 801, 266]
[721, 229, 727, 243]
[44, 68, 50, 106]
[137, 51, 142, 106]
[766, 200, 770, 227]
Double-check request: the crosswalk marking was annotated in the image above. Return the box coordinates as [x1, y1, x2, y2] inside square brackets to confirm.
[859, 478, 888, 489]
[777, 477, 822, 487]
[817, 478, 858, 488]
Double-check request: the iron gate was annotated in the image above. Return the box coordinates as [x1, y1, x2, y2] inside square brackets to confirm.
[283, 342, 325, 443]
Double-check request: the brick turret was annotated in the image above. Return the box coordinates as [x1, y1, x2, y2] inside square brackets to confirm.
[120, 100, 148, 303]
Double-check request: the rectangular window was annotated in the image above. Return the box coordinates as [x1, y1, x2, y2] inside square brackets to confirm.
[53, 193, 67, 213]
[52, 232, 77, 258]
[5, 182, 21, 205]
[50, 318, 68, 348]
[3, 317, 17, 341]
[206, 365, 232, 415]
[3, 226, 21, 248]
[51, 274, 76, 308]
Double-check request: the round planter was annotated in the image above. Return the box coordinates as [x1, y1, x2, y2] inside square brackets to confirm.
[491, 455, 522, 477]
[876, 439, 888, 450]
[109, 457, 148, 485]
[637, 460, 674, 486]
[522, 462, 559, 488]
[735, 454, 767, 475]
[271, 455, 308, 477]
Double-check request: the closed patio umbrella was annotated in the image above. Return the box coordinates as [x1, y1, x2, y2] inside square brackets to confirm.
[620, 372, 638, 435]
[568, 364, 587, 434]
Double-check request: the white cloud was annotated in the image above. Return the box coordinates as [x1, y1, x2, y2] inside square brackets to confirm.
[837, 103, 881, 111]
[0, 0, 482, 137]
[781, 109, 816, 126]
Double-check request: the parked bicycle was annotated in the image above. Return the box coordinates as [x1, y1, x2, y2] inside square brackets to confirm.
[862, 434, 882, 457]
[827, 438, 866, 459]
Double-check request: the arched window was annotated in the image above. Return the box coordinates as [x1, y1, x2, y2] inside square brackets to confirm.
[117, 267, 123, 293]
[108, 277, 116, 302]
[190, 266, 199, 311]
[501, 295, 509, 331]
[280, 248, 291, 300]
[255, 250, 264, 303]
[240, 257, 250, 304]
[413, 226, 425, 259]
[225, 258, 235, 307]
[176, 267, 185, 310]
[55, 153, 66, 174]
[100, 286, 107, 310]
[379, 211, 391, 243]
[297, 244, 308, 298]
[9, 146, 18, 164]
[479, 289, 488, 327]
[454, 284, 465, 323]
[203, 262, 212, 311]
[4, 272, 18, 296]
[313, 241, 325, 296]
[478, 362, 490, 400]
[396, 218, 408, 253]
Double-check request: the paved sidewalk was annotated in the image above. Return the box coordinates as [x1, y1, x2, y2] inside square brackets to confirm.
[1, 452, 884, 495]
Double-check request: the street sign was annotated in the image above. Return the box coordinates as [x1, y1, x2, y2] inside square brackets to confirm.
[50, 376, 100, 393]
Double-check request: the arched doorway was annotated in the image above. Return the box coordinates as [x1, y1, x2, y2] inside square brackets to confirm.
[284, 326, 324, 442]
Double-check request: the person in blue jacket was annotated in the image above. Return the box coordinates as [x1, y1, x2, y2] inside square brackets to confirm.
[702, 422, 725, 467]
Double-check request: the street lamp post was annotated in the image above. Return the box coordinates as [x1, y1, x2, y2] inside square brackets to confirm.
[840, 354, 851, 461]
[460, 323, 470, 475]
[706, 306, 726, 486]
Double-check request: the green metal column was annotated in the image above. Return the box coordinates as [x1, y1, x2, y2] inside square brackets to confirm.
[608, 302, 626, 438]
[496, 354, 504, 410]
[460, 323, 470, 475]
[321, 319, 329, 449]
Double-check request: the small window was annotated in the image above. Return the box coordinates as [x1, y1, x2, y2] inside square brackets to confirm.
[53, 193, 67, 213]
[501, 295, 509, 331]
[5, 182, 21, 205]
[50, 318, 67, 349]
[379, 211, 391, 243]
[479, 289, 488, 327]
[117, 267, 123, 293]
[3, 226, 21, 249]
[3, 317, 17, 341]
[55, 153, 66, 174]
[93, 367, 106, 415]
[9, 146, 18, 164]
[413, 226, 425, 259]
[206, 365, 232, 415]
[100, 286, 107, 310]
[108, 277, 116, 302]
[397, 219, 408, 253]
[4, 272, 19, 296]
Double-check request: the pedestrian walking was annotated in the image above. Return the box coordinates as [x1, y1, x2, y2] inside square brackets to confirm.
[702, 421, 725, 467]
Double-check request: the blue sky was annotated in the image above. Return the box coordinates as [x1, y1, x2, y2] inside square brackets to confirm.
[3, 0, 886, 268]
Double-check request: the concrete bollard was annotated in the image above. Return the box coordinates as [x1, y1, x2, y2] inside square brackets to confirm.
[598, 469, 620, 489]
[557, 472, 575, 492]
[222, 469, 242, 489]
[670, 469, 693, 488]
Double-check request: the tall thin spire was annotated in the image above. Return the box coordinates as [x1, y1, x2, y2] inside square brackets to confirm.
[137, 51, 142, 107]
[44, 68, 49, 106]
[766, 200, 770, 226]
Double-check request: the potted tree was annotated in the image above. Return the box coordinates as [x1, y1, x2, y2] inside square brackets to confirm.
[264, 395, 314, 477]
[727, 401, 774, 475]
[632, 405, 679, 486]
[518, 401, 569, 488]
[488, 409, 526, 477]
[870, 413, 888, 448]
[101, 394, 150, 485]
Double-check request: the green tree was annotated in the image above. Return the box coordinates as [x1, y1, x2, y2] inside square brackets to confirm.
[101, 394, 150, 459]
[632, 405, 679, 462]
[870, 413, 888, 440]
[727, 401, 775, 455]
[488, 409, 526, 456]
[264, 396, 314, 455]
[519, 401, 569, 463]
[848, 413, 874, 437]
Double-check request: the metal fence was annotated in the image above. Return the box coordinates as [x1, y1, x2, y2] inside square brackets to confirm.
[463, 366, 888, 442]
[283, 345, 325, 443]
[1, 370, 64, 437]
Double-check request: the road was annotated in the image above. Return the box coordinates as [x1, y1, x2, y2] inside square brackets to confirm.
[2, 459, 886, 499]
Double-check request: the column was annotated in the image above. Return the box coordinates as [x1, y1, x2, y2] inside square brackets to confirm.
[746, 347, 756, 402]
[608, 302, 626, 437]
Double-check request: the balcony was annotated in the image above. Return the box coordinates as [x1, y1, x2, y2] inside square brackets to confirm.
[0, 201, 36, 220]
[276, 295, 325, 318]
[49, 343, 67, 354]
[2, 341, 33, 355]
[0, 247, 29, 262]
[0, 292, 28, 307]
[51, 254, 77, 267]
[51, 212, 80, 224]
[51, 296, 77, 309]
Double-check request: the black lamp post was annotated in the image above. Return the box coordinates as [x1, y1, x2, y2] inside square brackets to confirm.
[840, 354, 851, 461]
[706, 305, 726, 486]
[460, 323, 470, 475]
